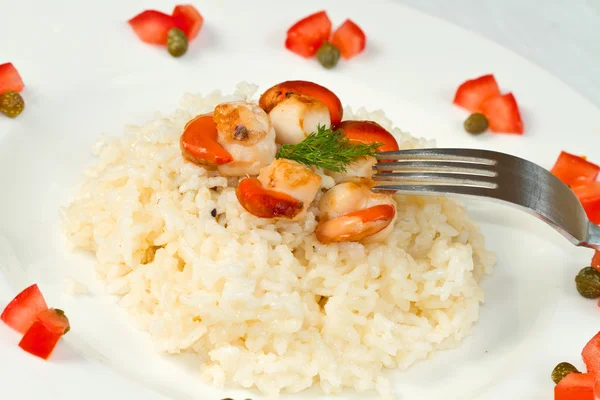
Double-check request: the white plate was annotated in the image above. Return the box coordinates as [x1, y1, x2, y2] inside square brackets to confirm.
[1, 0, 600, 399]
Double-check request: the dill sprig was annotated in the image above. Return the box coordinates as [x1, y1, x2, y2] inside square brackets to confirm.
[275, 124, 382, 172]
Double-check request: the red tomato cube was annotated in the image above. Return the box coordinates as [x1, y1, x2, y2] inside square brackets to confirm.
[1, 284, 48, 334]
[128, 10, 177, 45]
[453, 74, 500, 113]
[0, 63, 25, 94]
[551, 151, 600, 187]
[18, 308, 70, 360]
[330, 19, 366, 60]
[554, 372, 594, 400]
[285, 11, 332, 58]
[583, 331, 600, 379]
[592, 251, 600, 273]
[479, 93, 524, 134]
[172, 5, 204, 40]
[572, 182, 600, 224]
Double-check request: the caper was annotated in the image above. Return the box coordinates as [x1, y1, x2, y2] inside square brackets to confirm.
[575, 267, 600, 298]
[463, 113, 488, 135]
[551, 362, 579, 384]
[316, 41, 340, 69]
[167, 28, 188, 58]
[0, 91, 24, 118]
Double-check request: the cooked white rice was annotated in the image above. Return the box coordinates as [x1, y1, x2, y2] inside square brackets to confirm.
[61, 82, 496, 397]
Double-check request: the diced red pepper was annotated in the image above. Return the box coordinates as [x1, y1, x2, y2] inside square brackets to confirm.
[551, 151, 600, 186]
[572, 182, 600, 224]
[18, 308, 70, 360]
[285, 11, 332, 58]
[285, 35, 314, 58]
[1, 284, 48, 334]
[453, 74, 501, 113]
[128, 10, 177, 45]
[582, 331, 600, 379]
[554, 372, 594, 400]
[480, 93, 524, 134]
[330, 19, 366, 60]
[592, 251, 600, 273]
[0, 63, 25, 94]
[172, 4, 204, 40]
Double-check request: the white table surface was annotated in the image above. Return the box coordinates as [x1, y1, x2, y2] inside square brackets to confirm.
[1, 1, 599, 399]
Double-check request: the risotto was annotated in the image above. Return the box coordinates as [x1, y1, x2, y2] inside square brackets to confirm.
[61, 81, 496, 397]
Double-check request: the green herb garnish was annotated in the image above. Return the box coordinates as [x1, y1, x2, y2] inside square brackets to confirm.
[276, 124, 382, 172]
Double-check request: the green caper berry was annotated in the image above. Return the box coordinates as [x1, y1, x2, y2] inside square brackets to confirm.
[575, 267, 600, 298]
[0, 91, 25, 118]
[551, 362, 579, 384]
[167, 28, 188, 58]
[316, 41, 340, 69]
[463, 113, 489, 135]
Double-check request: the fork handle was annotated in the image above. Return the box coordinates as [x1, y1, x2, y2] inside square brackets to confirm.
[584, 223, 600, 250]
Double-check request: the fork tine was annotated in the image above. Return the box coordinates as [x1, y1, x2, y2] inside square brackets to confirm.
[373, 161, 498, 176]
[373, 172, 499, 189]
[371, 184, 493, 197]
[376, 148, 497, 165]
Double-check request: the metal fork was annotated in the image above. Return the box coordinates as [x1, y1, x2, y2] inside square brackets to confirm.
[372, 148, 600, 250]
